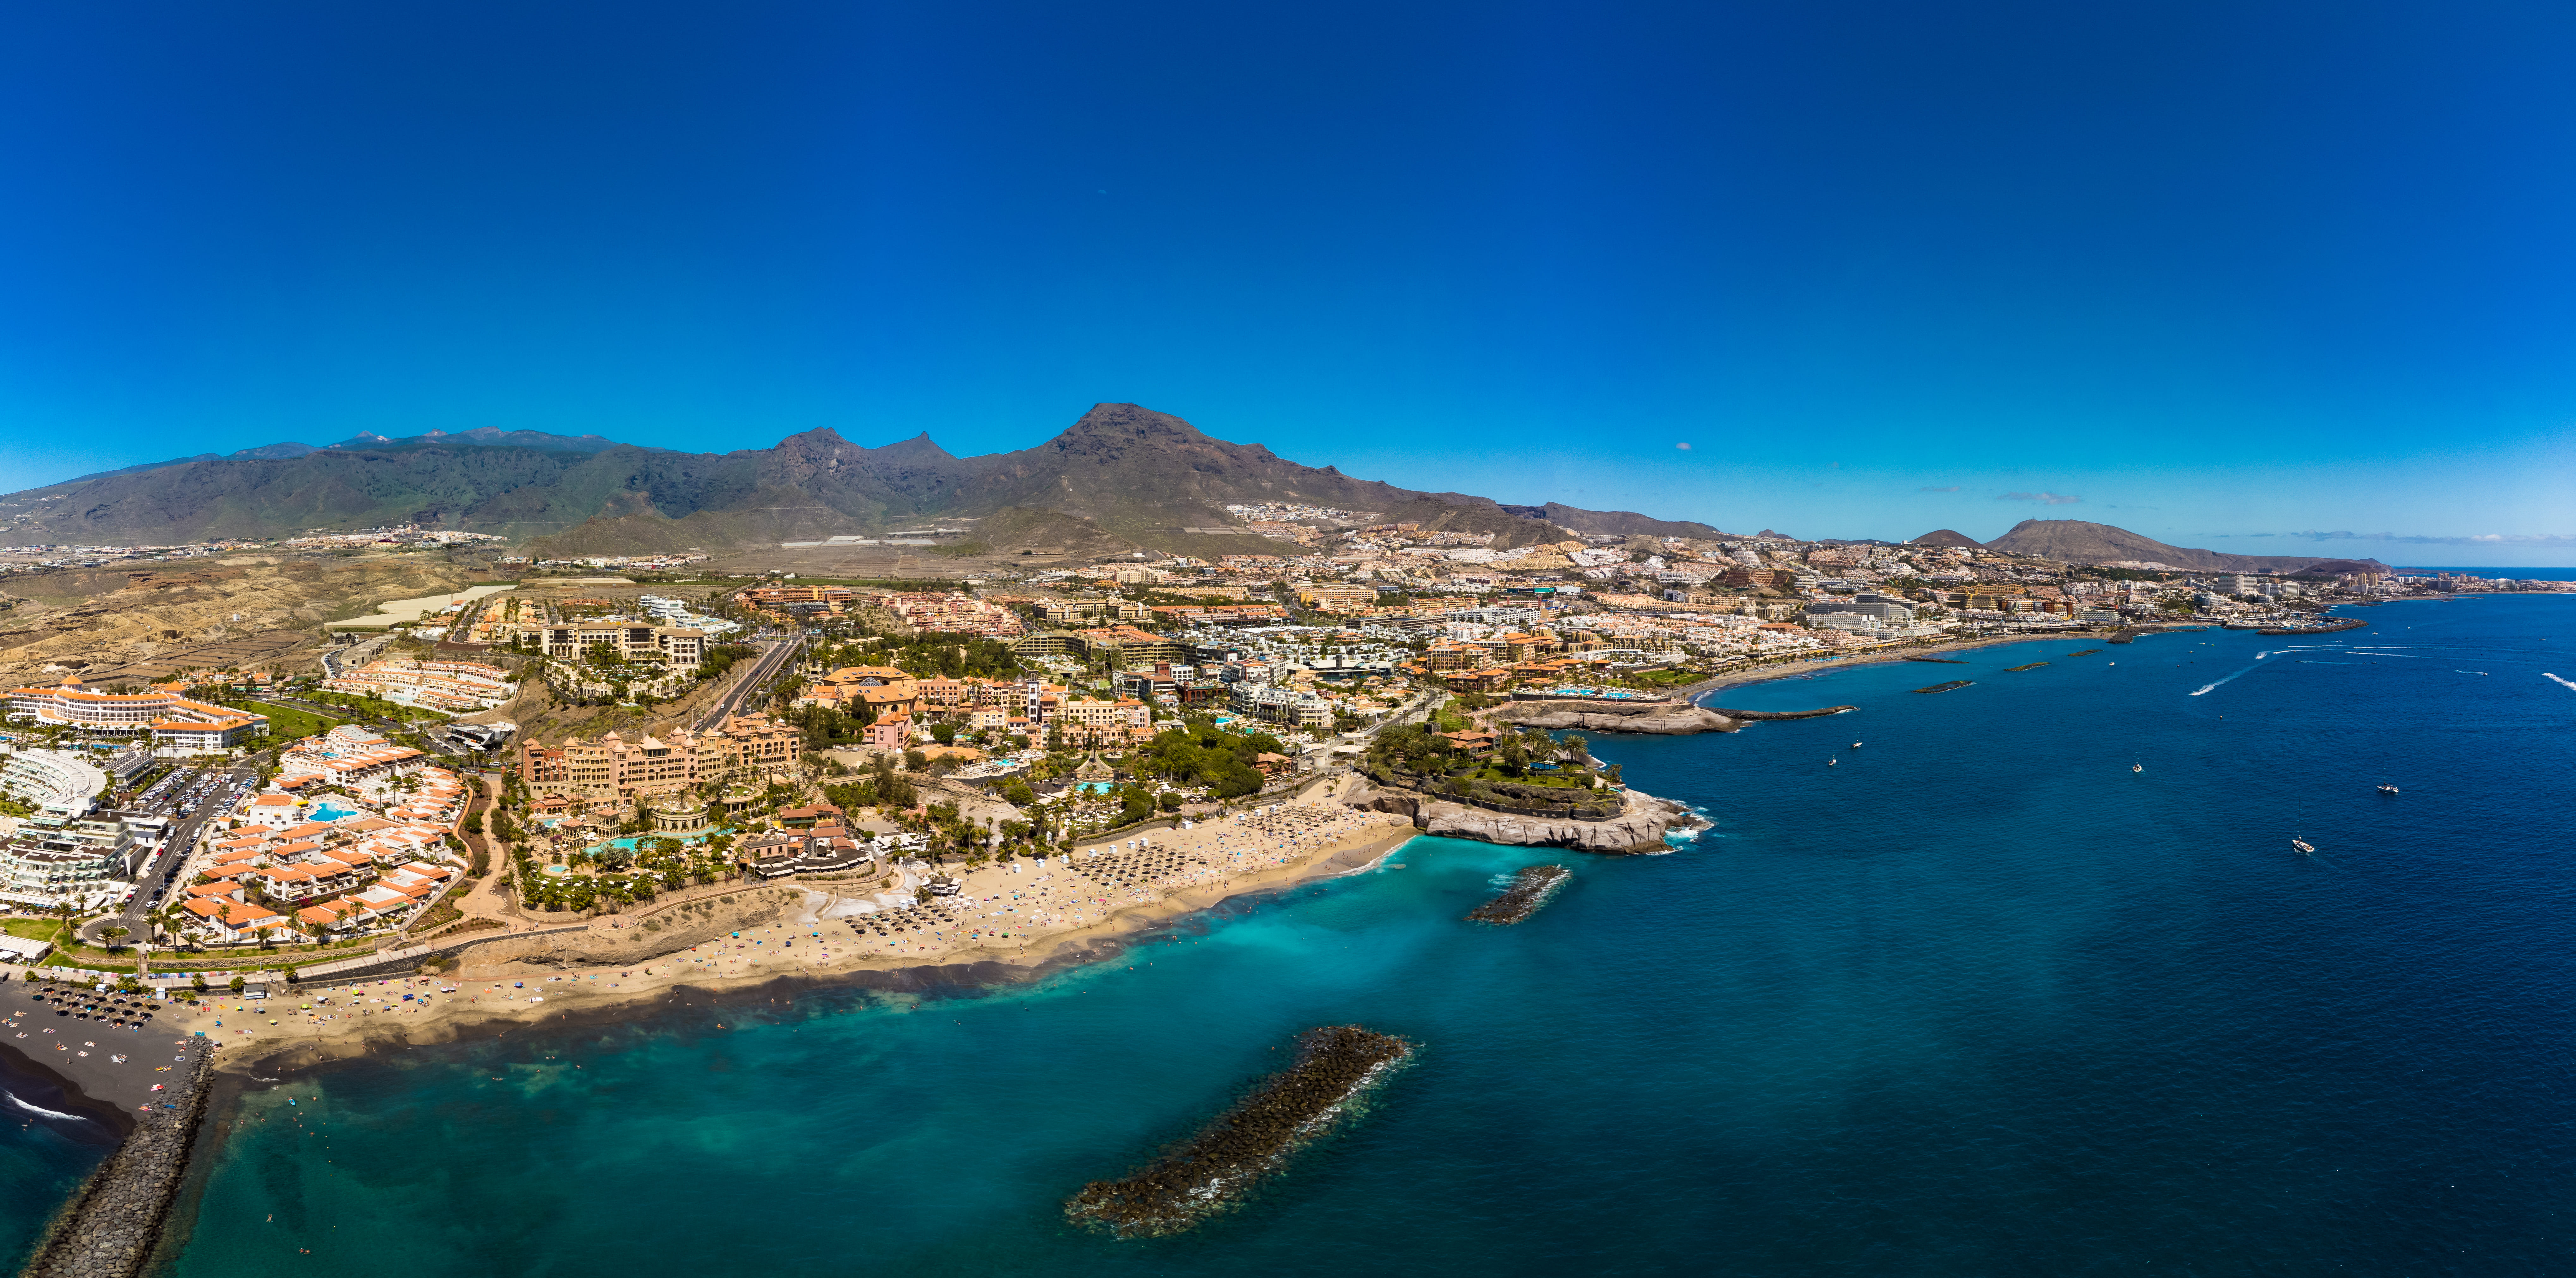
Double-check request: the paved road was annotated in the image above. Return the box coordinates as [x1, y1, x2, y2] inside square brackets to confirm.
[693, 637, 802, 731]
[76, 756, 263, 949]
[320, 631, 397, 680]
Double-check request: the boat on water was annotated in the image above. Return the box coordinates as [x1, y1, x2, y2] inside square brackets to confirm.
[1828, 758, 1838, 766]
[1850, 741, 1863, 749]
[2292, 838, 2316, 855]
[2132, 763, 2143, 773]
[2377, 784, 2400, 795]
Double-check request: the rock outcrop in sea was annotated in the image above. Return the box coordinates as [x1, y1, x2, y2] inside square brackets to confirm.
[1467, 865, 1572, 924]
[1064, 1024, 1416, 1237]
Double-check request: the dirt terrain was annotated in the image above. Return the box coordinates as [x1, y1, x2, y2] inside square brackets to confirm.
[449, 889, 797, 974]
[0, 553, 486, 684]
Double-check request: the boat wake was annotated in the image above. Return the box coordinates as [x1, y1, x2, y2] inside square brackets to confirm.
[2545, 673, 2576, 693]
[2188, 663, 2261, 696]
[6, 1092, 87, 1123]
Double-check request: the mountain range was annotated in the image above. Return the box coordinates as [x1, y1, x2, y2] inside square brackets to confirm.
[0, 405, 1725, 557]
[0, 409, 2385, 573]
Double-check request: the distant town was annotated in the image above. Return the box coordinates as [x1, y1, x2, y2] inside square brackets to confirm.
[0, 512, 2557, 991]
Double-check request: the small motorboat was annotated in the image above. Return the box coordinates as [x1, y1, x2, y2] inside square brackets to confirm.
[1828, 758, 1838, 766]
[2132, 763, 2143, 773]
[2377, 785, 2399, 795]
[2291, 838, 2316, 855]
[1850, 741, 1863, 749]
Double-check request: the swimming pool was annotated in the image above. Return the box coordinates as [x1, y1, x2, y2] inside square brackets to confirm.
[585, 830, 732, 854]
[308, 800, 360, 823]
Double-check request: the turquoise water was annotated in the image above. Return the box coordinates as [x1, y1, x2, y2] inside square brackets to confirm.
[306, 801, 358, 823]
[588, 829, 731, 853]
[10, 596, 2575, 1273]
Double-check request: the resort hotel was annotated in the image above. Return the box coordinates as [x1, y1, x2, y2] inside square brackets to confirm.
[4, 674, 268, 751]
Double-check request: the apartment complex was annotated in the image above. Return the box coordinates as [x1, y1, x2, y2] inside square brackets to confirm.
[324, 657, 516, 711]
[537, 622, 707, 666]
[0, 810, 161, 903]
[517, 712, 806, 804]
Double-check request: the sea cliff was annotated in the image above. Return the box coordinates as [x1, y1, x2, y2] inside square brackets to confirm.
[1490, 699, 1738, 734]
[1345, 781, 1699, 853]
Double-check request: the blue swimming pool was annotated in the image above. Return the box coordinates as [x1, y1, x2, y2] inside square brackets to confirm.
[586, 829, 731, 854]
[308, 801, 360, 823]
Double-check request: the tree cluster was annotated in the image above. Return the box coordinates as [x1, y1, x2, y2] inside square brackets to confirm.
[1131, 722, 1286, 799]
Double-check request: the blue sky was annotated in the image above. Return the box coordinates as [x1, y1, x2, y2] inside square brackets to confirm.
[2, 1, 2572, 563]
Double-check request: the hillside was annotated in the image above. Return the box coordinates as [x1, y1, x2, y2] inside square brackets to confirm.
[2, 402, 1674, 555]
[1909, 529, 1984, 548]
[1986, 520, 2387, 573]
[1522, 503, 1730, 539]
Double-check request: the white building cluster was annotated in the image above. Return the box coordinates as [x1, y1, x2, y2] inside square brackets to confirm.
[175, 727, 468, 941]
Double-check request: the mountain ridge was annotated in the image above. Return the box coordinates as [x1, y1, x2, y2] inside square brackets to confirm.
[1, 405, 1642, 552]
[1986, 519, 2387, 573]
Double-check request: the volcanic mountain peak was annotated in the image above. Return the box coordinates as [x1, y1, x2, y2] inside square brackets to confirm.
[1909, 528, 1984, 548]
[1036, 402, 1271, 466]
[869, 431, 958, 462]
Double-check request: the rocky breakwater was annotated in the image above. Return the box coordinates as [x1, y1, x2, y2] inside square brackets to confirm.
[1490, 698, 1737, 735]
[1347, 780, 1702, 854]
[21, 1051, 215, 1278]
[1065, 1024, 1416, 1238]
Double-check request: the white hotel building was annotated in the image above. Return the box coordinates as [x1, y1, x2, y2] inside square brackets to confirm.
[5, 676, 268, 749]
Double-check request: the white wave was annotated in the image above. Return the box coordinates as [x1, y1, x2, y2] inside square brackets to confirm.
[6, 1092, 86, 1123]
[2545, 673, 2576, 692]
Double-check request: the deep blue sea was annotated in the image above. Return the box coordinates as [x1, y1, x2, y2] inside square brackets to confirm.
[7, 596, 2572, 1276]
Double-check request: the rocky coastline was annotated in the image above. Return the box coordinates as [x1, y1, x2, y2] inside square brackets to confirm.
[1489, 699, 1737, 734]
[1345, 780, 1701, 854]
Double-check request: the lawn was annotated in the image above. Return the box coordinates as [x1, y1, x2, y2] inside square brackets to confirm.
[1624, 668, 1705, 688]
[309, 691, 451, 724]
[247, 700, 340, 741]
[2, 918, 66, 943]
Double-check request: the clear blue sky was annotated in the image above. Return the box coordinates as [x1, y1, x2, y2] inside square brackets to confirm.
[2, 2, 2572, 563]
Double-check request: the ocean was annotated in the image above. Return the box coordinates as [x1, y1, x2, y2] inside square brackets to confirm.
[13, 595, 2575, 1275]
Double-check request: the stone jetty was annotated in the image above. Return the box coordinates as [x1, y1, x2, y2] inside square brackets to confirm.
[1466, 865, 1571, 925]
[20, 1051, 214, 1278]
[1705, 704, 1857, 720]
[1065, 1024, 1415, 1238]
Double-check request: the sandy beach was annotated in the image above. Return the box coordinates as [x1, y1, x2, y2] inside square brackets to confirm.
[177, 787, 1419, 1077]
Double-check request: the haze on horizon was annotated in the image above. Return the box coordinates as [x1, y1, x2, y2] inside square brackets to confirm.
[1, 2, 2572, 564]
